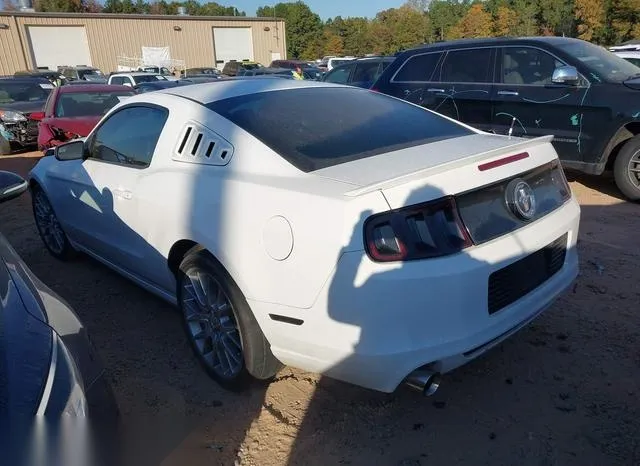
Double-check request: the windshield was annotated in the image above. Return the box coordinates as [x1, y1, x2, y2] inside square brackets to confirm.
[55, 91, 134, 117]
[556, 41, 640, 82]
[0, 81, 51, 103]
[241, 63, 262, 70]
[208, 87, 472, 172]
[133, 74, 167, 84]
[78, 69, 103, 78]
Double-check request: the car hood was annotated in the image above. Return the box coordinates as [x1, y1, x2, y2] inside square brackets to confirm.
[0, 235, 52, 424]
[43, 116, 102, 136]
[0, 233, 104, 397]
[0, 100, 46, 114]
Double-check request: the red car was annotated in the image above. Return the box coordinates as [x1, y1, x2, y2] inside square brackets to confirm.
[30, 84, 135, 151]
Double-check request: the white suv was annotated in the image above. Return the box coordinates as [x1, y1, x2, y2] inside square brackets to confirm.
[107, 72, 167, 87]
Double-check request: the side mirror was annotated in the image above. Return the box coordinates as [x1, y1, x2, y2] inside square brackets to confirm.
[123, 82, 132, 87]
[0, 171, 28, 204]
[29, 111, 45, 121]
[55, 140, 85, 161]
[552, 65, 580, 85]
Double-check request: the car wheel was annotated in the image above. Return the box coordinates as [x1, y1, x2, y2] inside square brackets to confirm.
[0, 135, 12, 156]
[177, 247, 282, 390]
[32, 187, 76, 260]
[614, 136, 640, 201]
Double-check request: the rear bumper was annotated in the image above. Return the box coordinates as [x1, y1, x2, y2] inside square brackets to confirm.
[253, 198, 580, 393]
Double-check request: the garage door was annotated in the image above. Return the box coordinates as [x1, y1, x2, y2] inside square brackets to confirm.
[213, 27, 254, 69]
[27, 26, 92, 72]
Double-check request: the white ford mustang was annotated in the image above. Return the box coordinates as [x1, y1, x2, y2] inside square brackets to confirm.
[29, 79, 580, 395]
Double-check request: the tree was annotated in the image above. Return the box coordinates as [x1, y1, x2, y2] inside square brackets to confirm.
[367, 6, 431, 55]
[1, 0, 18, 11]
[428, 0, 470, 41]
[511, 0, 539, 36]
[448, 3, 492, 39]
[574, 0, 605, 40]
[606, 0, 640, 44]
[538, 0, 575, 36]
[35, 0, 85, 12]
[493, 6, 517, 36]
[257, 2, 322, 58]
[406, 0, 430, 11]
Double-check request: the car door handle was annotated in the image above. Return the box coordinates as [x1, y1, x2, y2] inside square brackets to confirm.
[427, 88, 446, 93]
[113, 188, 132, 200]
[497, 90, 519, 96]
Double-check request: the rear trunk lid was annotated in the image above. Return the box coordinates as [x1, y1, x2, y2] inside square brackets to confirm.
[315, 133, 557, 204]
[315, 133, 571, 245]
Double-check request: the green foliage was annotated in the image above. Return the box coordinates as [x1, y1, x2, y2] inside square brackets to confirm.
[257, 1, 323, 58]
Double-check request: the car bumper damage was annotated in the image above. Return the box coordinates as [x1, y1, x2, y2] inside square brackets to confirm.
[0, 119, 38, 146]
[251, 198, 581, 393]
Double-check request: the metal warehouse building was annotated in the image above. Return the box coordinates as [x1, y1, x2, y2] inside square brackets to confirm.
[0, 11, 287, 75]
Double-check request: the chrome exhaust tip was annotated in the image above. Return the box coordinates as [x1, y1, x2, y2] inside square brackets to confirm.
[405, 370, 441, 396]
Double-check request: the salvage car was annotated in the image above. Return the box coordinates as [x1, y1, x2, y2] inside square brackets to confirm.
[32, 84, 135, 151]
[373, 36, 640, 200]
[0, 171, 118, 428]
[58, 65, 107, 84]
[0, 77, 53, 155]
[107, 72, 168, 87]
[29, 80, 580, 395]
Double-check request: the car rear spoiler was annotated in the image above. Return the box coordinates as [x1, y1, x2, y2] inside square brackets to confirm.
[344, 135, 555, 197]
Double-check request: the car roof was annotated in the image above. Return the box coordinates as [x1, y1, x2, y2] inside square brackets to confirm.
[405, 36, 585, 52]
[0, 76, 50, 83]
[159, 78, 342, 104]
[112, 72, 161, 77]
[59, 84, 133, 93]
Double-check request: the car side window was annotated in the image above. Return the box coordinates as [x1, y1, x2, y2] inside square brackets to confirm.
[352, 61, 381, 83]
[501, 47, 566, 85]
[111, 77, 124, 85]
[87, 106, 168, 168]
[392, 52, 443, 82]
[325, 65, 353, 84]
[439, 48, 493, 83]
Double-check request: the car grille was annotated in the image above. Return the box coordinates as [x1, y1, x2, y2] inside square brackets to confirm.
[488, 233, 567, 314]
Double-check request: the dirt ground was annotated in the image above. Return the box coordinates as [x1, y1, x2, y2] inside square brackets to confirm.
[0, 153, 638, 466]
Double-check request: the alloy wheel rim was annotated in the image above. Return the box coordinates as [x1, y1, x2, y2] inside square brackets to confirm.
[33, 192, 65, 255]
[628, 150, 640, 188]
[181, 270, 243, 379]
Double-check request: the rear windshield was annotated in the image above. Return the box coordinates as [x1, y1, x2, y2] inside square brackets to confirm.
[207, 87, 473, 172]
[133, 74, 167, 84]
[0, 81, 51, 103]
[55, 91, 134, 117]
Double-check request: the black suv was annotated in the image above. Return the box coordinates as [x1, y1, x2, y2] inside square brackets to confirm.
[323, 56, 395, 88]
[374, 37, 640, 200]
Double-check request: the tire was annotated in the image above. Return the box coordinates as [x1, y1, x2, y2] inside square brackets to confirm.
[0, 135, 11, 156]
[31, 187, 76, 260]
[613, 136, 640, 201]
[177, 247, 282, 390]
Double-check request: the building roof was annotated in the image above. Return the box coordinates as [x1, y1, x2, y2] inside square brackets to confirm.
[159, 78, 338, 104]
[0, 11, 284, 22]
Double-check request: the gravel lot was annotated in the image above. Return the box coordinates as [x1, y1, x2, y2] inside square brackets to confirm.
[1, 153, 638, 466]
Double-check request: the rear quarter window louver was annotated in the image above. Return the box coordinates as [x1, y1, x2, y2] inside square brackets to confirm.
[173, 120, 233, 166]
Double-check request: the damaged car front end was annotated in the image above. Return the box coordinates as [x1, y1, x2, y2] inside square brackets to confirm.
[0, 78, 51, 155]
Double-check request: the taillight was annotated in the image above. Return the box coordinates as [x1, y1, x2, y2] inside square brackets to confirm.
[364, 197, 472, 262]
[550, 164, 572, 201]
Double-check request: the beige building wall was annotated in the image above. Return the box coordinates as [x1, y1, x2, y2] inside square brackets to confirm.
[0, 12, 286, 75]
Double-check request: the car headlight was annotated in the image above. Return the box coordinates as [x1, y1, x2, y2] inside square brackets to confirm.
[0, 110, 27, 122]
[37, 333, 88, 417]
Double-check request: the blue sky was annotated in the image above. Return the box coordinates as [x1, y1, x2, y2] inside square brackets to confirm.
[231, 1, 405, 20]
